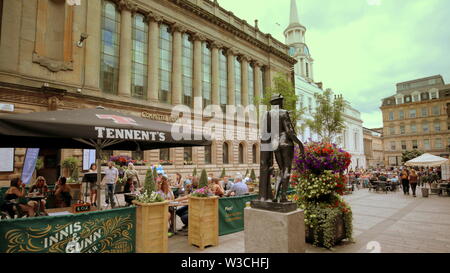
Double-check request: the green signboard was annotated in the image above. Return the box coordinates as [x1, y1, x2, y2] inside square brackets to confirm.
[0, 207, 136, 253]
[219, 194, 258, 236]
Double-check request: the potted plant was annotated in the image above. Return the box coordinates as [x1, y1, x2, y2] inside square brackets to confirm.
[132, 167, 168, 253]
[188, 185, 219, 250]
[193, 167, 198, 177]
[293, 142, 353, 249]
[62, 157, 80, 183]
[220, 168, 226, 178]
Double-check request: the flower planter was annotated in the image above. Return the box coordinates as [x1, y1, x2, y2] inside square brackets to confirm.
[188, 196, 219, 250]
[305, 212, 347, 247]
[133, 200, 169, 253]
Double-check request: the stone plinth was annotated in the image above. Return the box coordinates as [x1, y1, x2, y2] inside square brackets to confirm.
[244, 207, 305, 253]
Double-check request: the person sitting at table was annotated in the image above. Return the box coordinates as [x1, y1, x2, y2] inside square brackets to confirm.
[27, 176, 49, 216]
[226, 174, 248, 197]
[123, 177, 135, 206]
[124, 163, 141, 190]
[210, 178, 225, 197]
[171, 173, 183, 198]
[2, 176, 35, 217]
[54, 176, 72, 208]
[378, 173, 388, 182]
[157, 176, 175, 201]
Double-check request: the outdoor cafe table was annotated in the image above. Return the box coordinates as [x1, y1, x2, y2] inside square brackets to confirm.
[26, 194, 46, 216]
[168, 201, 189, 235]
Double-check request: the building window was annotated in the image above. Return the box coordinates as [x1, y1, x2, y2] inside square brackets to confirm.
[204, 145, 212, 164]
[432, 105, 440, 115]
[260, 66, 266, 98]
[396, 97, 402, 104]
[238, 143, 244, 164]
[390, 141, 396, 151]
[409, 109, 416, 118]
[234, 57, 242, 105]
[252, 144, 257, 164]
[401, 141, 407, 150]
[248, 64, 254, 105]
[389, 111, 394, 120]
[202, 42, 212, 107]
[132, 150, 144, 161]
[430, 92, 437, 99]
[219, 50, 228, 112]
[222, 142, 229, 164]
[183, 147, 192, 165]
[389, 127, 395, 135]
[421, 107, 428, 117]
[413, 94, 419, 102]
[160, 148, 170, 162]
[435, 138, 442, 149]
[159, 24, 172, 104]
[433, 121, 441, 132]
[410, 123, 417, 133]
[424, 139, 430, 150]
[400, 125, 405, 135]
[306, 63, 309, 78]
[404, 96, 411, 103]
[182, 33, 193, 107]
[422, 122, 429, 133]
[100, 1, 120, 95]
[354, 132, 358, 151]
[412, 140, 418, 149]
[399, 110, 404, 120]
[131, 13, 148, 99]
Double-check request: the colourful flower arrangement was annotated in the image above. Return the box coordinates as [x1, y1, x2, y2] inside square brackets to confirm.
[295, 170, 346, 202]
[294, 142, 351, 175]
[191, 187, 211, 198]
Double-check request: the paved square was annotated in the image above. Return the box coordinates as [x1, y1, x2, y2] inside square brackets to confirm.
[168, 187, 450, 253]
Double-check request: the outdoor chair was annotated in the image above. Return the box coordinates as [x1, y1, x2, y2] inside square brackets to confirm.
[114, 184, 125, 207]
[368, 181, 378, 192]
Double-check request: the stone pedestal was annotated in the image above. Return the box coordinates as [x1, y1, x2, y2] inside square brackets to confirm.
[244, 208, 305, 253]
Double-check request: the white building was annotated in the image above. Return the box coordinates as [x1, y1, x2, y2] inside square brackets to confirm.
[284, 0, 366, 169]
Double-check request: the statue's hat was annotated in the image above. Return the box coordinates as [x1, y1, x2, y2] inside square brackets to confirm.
[270, 94, 284, 103]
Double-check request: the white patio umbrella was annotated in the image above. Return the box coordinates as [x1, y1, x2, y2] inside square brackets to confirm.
[405, 153, 449, 167]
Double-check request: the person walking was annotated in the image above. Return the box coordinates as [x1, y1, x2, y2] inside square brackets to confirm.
[409, 169, 419, 197]
[124, 163, 141, 189]
[400, 168, 410, 195]
[103, 161, 118, 208]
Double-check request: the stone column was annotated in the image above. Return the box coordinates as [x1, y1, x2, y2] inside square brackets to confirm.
[171, 23, 185, 105]
[84, 0, 102, 89]
[253, 61, 262, 101]
[117, 2, 136, 97]
[146, 11, 163, 102]
[210, 42, 221, 105]
[264, 65, 272, 90]
[227, 48, 237, 106]
[193, 34, 205, 102]
[241, 55, 249, 106]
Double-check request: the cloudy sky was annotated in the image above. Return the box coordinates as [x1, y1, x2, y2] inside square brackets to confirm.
[218, 0, 450, 128]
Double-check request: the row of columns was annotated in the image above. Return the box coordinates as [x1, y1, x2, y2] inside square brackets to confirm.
[113, 4, 266, 106]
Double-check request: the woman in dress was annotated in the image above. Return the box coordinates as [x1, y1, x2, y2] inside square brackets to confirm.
[2, 177, 35, 217]
[88, 163, 98, 207]
[54, 176, 72, 208]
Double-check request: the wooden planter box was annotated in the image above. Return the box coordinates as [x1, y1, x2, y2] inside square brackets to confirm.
[305, 212, 347, 247]
[188, 196, 219, 250]
[133, 200, 169, 253]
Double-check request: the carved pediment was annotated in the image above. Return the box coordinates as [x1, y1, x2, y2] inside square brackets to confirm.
[32, 52, 73, 73]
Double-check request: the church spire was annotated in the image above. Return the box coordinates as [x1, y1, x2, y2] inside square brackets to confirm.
[289, 0, 300, 27]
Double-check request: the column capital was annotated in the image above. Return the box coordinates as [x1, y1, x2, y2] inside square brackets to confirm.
[145, 11, 164, 23]
[210, 41, 223, 49]
[226, 47, 239, 56]
[192, 33, 207, 42]
[252, 60, 264, 68]
[171, 22, 188, 33]
[118, 0, 138, 12]
[239, 54, 251, 63]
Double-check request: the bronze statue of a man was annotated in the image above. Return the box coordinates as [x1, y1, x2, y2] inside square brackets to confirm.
[258, 94, 305, 204]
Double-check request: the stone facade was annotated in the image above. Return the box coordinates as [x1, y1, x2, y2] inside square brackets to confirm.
[0, 0, 296, 186]
[380, 75, 450, 166]
[363, 127, 384, 169]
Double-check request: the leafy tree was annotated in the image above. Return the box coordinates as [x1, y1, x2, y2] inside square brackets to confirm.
[192, 167, 197, 177]
[401, 150, 424, 163]
[199, 169, 208, 188]
[144, 167, 156, 194]
[62, 157, 80, 182]
[152, 166, 158, 182]
[245, 169, 249, 177]
[250, 169, 256, 181]
[220, 168, 226, 178]
[257, 73, 304, 130]
[306, 89, 346, 143]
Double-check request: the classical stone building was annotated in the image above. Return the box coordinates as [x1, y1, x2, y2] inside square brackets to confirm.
[0, 0, 296, 185]
[380, 75, 450, 167]
[363, 127, 384, 169]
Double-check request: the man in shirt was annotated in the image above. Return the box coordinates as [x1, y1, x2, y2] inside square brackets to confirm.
[227, 174, 249, 197]
[103, 161, 118, 208]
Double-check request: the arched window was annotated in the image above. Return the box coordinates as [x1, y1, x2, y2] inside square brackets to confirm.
[238, 143, 244, 164]
[131, 13, 148, 99]
[100, 1, 120, 94]
[182, 33, 193, 107]
[248, 63, 254, 105]
[252, 144, 257, 164]
[204, 145, 212, 164]
[219, 50, 228, 112]
[202, 42, 212, 107]
[234, 57, 242, 105]
[159, 24, 172, 103]
[222, 142, 229, 164]
[260, 66, 266, 98]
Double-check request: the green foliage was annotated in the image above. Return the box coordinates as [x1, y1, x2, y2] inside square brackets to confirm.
[193, 167, 197, 177]
[152, 166, 158, 181]
[199, 169, 208, 189]
[401, 150, 424, 163]
[62, 157, 80, 182]
[35, 158, 44, 171]
[306, 89, 345, 143]
[136, 191, 164, 204]
[220, 168, 226, 178]
[257, 73, 304, 130]
[250, 169, 256, 181]
[144, 167, 156, 194]
[245, 169, 249, 177]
